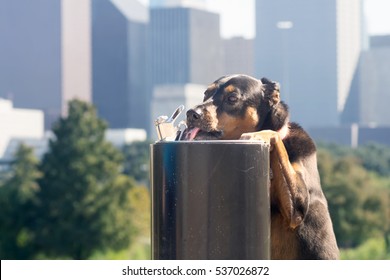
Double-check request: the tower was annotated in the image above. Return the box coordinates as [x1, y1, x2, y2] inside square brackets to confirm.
[0, 0, 91, 129]
[255, 0, 362, 127]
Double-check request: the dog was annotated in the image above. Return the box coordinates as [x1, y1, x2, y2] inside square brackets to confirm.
[182, 74, 339, 259]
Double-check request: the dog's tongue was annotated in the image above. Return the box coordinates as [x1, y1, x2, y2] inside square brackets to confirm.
[185, 127, 201, 140]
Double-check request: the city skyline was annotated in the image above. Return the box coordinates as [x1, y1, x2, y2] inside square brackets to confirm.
[140, 0, 390, 38]
[1, 0, 390, 145]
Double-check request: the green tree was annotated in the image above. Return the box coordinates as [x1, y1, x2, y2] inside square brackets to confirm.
[34, 100, 135, 259]
[0, 144, 41, 259]
[318, 148, 390, 248]
[127, 185, 151, 259]
[129, 186, 151, 238]
[122, 141, 152, 185]
[318, 142, 390, 177]
[355, 143, 390, 177]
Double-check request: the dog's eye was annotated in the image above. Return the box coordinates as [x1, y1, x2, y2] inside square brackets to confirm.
[227, 95, 238, 104]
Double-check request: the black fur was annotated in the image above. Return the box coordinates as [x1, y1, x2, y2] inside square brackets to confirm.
[283, 123, 317, 163]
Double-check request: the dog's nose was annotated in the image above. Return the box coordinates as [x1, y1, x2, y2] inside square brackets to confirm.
[187, 108, 202, 122]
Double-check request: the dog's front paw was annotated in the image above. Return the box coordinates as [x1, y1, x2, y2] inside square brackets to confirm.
[240, 130, 279, 147]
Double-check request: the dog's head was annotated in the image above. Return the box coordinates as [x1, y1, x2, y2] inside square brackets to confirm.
[183, 74, 284, 140]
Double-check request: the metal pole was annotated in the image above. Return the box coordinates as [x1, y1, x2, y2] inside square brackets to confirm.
[150, 141, 270, 260]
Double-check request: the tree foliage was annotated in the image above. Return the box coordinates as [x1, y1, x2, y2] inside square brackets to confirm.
[355, 143, 390, 177]
[0, 144, 41, 259]
[319, 142, 390, 176]
[122, 141, 152, 185]
[318, 145, 390, 251]
[128, 186, 151, 238]
[34, 100, 136, 259]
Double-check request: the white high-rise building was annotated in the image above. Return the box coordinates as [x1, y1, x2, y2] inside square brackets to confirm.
[0, 99, 44, 158]
[336, 0, 362, 112]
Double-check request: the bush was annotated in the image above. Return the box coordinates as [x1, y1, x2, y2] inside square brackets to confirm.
[341, 238, 390, 260]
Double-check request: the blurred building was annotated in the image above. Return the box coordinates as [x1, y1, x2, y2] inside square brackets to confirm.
[92, 0, 149, 130]
[2, 127, 147, 162]
[150, 84, 205, 140]
[149, 7, 223, 86]
[148, 6, 222, 136]
[0, 0, 91, 129]
[106, 128, 147, 146]
[223, 37, 254, 76]
[342, 35, 390, 126]
[2, 133, 52, 163]
[370, 35, 390, 48]
[149, 0, 207, 9]
[308, 125, 390, 147]
[0, 99, 44, 158]
[255, 0, 363, 128]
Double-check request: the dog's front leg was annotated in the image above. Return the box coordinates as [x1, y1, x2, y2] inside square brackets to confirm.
[240, 130, 309, 229]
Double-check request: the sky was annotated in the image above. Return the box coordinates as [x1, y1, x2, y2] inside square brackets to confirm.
[140, 0, 390, 39]
[364, 0, 390, 35]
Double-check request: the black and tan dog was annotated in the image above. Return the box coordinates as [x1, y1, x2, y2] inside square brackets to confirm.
[183, 74, 339, 260]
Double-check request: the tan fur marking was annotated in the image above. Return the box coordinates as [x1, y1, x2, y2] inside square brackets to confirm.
[206, 104, 218, 130]
[217, 107, 259, 140]
[246, 107, 259, 128]
[225, 84, 236, 93]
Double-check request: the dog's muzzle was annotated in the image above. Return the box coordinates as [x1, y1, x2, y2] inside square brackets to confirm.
[183, 108, 222, 141]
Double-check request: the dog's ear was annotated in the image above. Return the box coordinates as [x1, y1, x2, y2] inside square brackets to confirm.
[261, 77, 280, 107]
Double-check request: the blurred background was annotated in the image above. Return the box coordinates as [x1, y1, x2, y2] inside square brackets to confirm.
[1, 0, 390, 259]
